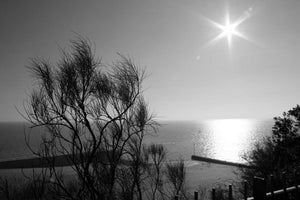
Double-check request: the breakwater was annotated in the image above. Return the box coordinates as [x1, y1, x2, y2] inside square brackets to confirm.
[191, 155, 255, 169]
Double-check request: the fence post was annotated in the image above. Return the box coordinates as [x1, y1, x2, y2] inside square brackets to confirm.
[295, 171, 299, 200]
[282, 172, 288, 200]
[4, 178, 9, 200]
[244, 181, 248, 200]
[212, 188, 216, 200]
[228, 184, 233, 200]
[270, 174, 274, 200]
[194, 191, 198, 200]
[174, 195, 179, 200]
[253, 176, 266, 200]
[99, 194, 104, 200]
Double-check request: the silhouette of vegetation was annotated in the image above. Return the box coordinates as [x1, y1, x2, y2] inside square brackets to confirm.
[14, 37, 188, 200]
[241, 105, 300, 195]
[166, 159, 187, 199]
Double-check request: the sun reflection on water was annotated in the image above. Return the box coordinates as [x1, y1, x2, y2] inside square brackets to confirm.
[200, 119, 256, 162]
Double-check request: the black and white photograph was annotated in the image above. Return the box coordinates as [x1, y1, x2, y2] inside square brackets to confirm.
[0, 0, 300, 199]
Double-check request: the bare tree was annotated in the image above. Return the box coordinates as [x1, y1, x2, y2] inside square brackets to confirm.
[23, 37, 157, 200]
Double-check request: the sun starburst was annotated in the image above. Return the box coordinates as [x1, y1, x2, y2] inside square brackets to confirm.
[203, 9, 253, 51]
[215, 14, 244, 49]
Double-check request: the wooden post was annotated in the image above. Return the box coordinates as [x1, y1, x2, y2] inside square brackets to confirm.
[228, 184, 233, 200]
[282, 172, 288, 200]
[194, 191, 198, 200]
[99, 194, 105, 200]
[295, 171, 299, 200]
[253, 176, 266, 200]
[270, 175, 274, 200]
[244, 181, 248, 200]
[212, 188, 216, 200]
[4, 178, 9, 200]
[175, 195, 179, 200]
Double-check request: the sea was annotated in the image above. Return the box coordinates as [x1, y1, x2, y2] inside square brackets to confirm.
[0, 119, 274, 163]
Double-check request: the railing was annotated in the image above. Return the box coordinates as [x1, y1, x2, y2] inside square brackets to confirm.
[174, 175, 300, 200]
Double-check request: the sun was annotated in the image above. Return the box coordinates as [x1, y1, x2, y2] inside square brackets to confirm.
[211, 13, 246, 49]
[221, 20, 238, 42]
[222, 23, 237, 37]
[216, 14, 241, 48]
[203, 10, 253, 51]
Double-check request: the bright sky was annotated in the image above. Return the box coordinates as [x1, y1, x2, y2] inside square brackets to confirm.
[1, 0, 300, 121]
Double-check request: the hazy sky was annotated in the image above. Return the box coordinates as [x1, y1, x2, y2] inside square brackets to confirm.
[1, 0, 300, 121]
